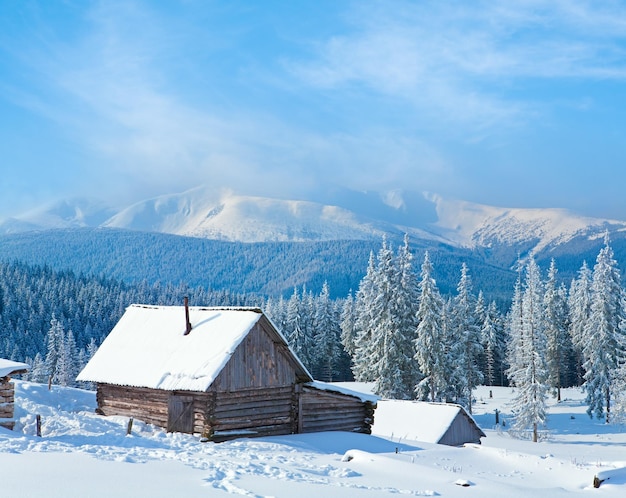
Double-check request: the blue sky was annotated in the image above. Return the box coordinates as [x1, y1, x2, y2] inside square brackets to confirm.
[1, 0, 626, 219]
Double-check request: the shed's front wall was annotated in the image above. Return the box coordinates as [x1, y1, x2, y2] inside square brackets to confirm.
[438, 412, 483, 446]
[299, 386, 374, 434]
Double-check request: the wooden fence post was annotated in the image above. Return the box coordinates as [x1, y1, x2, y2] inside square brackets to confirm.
[36, 414, 41, 437]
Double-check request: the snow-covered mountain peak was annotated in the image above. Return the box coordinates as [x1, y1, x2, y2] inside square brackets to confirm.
[427, 194, 626, 253]
[103, 187, 403, 242]
[0, 197, 117, 233]
[2, 187, 626, 256]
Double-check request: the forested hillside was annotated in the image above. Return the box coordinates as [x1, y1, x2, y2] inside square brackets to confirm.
[0, 228, 522, 302]
[0, 262, 255, 381]
[5, 230, 626, 436]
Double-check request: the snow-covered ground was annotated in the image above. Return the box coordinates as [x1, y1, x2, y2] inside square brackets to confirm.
[2, 382, 626, 497]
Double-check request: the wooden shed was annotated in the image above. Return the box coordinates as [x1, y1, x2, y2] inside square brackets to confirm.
[372, 400, 485, 446]
[77, 304, 376, 440]
[0, 358, 30, 430]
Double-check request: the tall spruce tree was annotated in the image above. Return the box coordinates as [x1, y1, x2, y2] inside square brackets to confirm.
[449, 263, 484, 413]
[286, 287, 313, 370]
[367, 238, 405, 398]
[312, 282, 342, 381]
[352, 252, 378, 382]
[544, 259, 572, 400]
[584, 234, 625, 423]
[568, 261, 592, 385]
[483, 300, 505, 386]
[414, 251, 447, 402]
[507, 256, 549, 442]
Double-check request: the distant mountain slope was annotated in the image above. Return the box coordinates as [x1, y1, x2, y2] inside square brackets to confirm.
[1, 187, 624, 270]
[0, 198, 116, 234]
[426, 193, 626, 253]
[0, 228, 518, 302]
[102, 188, 414, 242]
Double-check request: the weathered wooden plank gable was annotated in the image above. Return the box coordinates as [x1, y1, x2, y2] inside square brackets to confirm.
[212, 321, 299, 392]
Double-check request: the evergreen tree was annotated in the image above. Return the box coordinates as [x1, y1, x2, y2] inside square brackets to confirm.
[390, 235, 421, 398]
[29, 352, 48, 383]
[340, 292, 357, 358]
[44, 315, 65, 385]
[584, 234, 625, 423]
[449, 263, 484, 413]
[286, 287, 314, 371]
[352, 252, 379, 382]
[483, 300, 505, 386]
[507, 257, 549, 442]
[312, 282, 342, 381]
[414, 251, 447, 402]
[56, 329, 78, 387]
[366, 238, 401, 397]
[568, 261, 592, 385]
[544, 259, 572, 400]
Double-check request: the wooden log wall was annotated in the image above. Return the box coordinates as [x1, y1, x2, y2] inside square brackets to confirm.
[97, 384, 213, 435]
[208, 385, 296, 442]
[96, 383, 298, 440]
[0, 379, 15, 430]
[299, 386, 375, 434]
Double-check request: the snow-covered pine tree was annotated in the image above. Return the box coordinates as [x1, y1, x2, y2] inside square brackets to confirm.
[482, 300, 505, 386]
[414, 251, 447, 402]
[475, 290, 487, 377]
[507, 256, 549, 442]
[449, 263, 484, 413]
[29, 352, 47, 383]
[312, 282, 342, 381]
[352, 252, 379, 382]
[543, 259, 573, 401]
[56, 329, 78, 387]
[367, 238, 403, 398]
[44, 314, 65, 385]
[568, 261, 592, 385]
[286, 287, 313, 370]
[584, 234, 625, 423]
[340, 291, 357, 358]
[390, 235, 421, 399]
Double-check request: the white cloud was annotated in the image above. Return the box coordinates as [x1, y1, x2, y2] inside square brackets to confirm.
[289, 0, 626, 132]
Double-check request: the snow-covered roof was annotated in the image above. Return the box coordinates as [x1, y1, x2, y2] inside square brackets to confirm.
[0, 359, 30, 378]
[372, 400, 485, 444]
[77, 304, 303, 391]
[306, 381, 379, 404]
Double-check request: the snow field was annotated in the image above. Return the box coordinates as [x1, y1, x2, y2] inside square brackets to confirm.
[1, 383, 626, 496]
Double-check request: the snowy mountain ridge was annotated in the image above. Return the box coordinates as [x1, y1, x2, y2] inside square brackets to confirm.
[426, 193, 626, 253]
[1, 186, 624, 255]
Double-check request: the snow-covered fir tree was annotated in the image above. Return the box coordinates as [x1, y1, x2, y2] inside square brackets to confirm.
[366, 238, 406, 398]
[543, 259, 572, 401]
[44, 315, 80, 387]
[285, 287, 314, 370]
[340, 291, 357, 358]
[349, 236, 422, 398]
[449, 263, 484, 413]
[482, 300, 506, 386]
[352, 252, 379, 382]
[568, 261, 593, 385]
[414, 251, 448, 402]
[389, 235, 422, 399]
[507, 256, 549, 442]
[583, 234, 625, 423]
[312, 282, 342, 381]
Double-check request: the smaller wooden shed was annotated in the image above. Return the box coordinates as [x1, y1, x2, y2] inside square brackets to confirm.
[372, 400, 485, 446]
[0, 359, 30, 430]
[77, 304, 376, 440]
